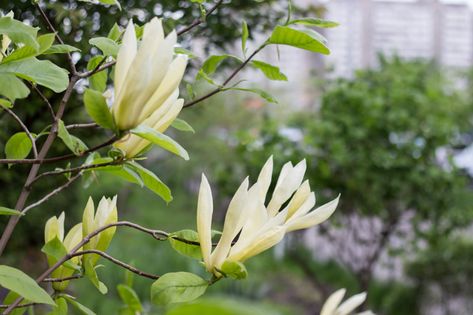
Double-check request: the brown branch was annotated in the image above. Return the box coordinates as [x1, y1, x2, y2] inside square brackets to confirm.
[0, 135, 118, 165]
[176, 0, 225, 36]
[66, 122, 99, 130]
[35, 3, 77, 75]
[43, 274, 83, 283]
[0, 303, 36, 310]
[78, 61, 115, 78]
[29, 83, 55, 121]
[184, 45, 265, 108]
[72, 250, 160, 280]
[3, 108, 38, 158]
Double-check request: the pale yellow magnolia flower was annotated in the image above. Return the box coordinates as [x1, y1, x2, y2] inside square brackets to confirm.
[111, 18, 187, 157]
[44, 212, 83, 291]
[196, 156, 340, 276]
[320, 289, 374, 315]
[82, 196, 118, 266]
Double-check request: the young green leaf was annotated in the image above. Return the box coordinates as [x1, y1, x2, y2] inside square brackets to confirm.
[5, 132, 32, 160]
[175, 47, 197, 59]
[107, 23, 122, 41]
[201, 54, 241, 75]
[229, 87, 278, 104]
[48, 297, 68, 315]
[38, 33, 56, 54]
[288, 18, 339, 28]
[171, 118, 195, 133]
[241, 20, 249, 56]
[150, 272, 208, 306]
[220, 261, 248, 279]
[42, 237, 80, 271]
[0, 16, 39, 49]
[0, 207, 22, 216]
[130, 125, 189, 160]
[0, 265, 55, 305]
[251, 60, 288, 81]
[83, 89, 115, 129]
[0, 73, 29, 101]
[89, 37, 119, 57]
[268, 25, 330, 55]
[84, 259, 108, 294]
[0, 99, 13, 109]
[117, 284, 142, 312]
[43, 44, 81, 55]
[0, 57, 69, 92]
[87, 56, 108, 93]
[62, 295, 96, 315]
[57, 120, 89, 155]
[126, 161, 172, 203]
[169, 230, 201, 259]
[1, 46, 38, 64]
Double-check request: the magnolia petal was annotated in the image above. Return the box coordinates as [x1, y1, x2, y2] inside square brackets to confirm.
[82, 197, 95, 250]
[64, 223, 83, 251]
[321, 289, 346, 315]
[44, 216, 60, 243]
[196, 174, 214, 271]
[285, 195, 339, 232]
[337, 292, 367, 315]
[286, 180, 311, 219]
[211, 178, 249, 268]
[114, 20, 137, 104]
[152, 98, 184, 133]
[227, 226, 286, 262]
[139, 54, 188, 122]
[142, 90, 179, 129]
[57, 212, 65, 242]
[257, 156, 273, 201]
[287, 192, 315, 221]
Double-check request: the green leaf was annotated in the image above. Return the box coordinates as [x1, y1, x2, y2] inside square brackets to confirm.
[251, 60, 287, 81]
[126, 161, 172, 203]
[107, 23, 122, 41]
[0, 99, 13, 109]
[89, 37, 119, 57]
[98, 0, 121, 10]
[196, 69, 217, 86]
[5, 132, 32, 159]
[84, 259, 108, 294]
[150, 272, 208, 306]
[220, 261, 248, 279]
[87, 56, 108, 92]
[1, 46, 38, 64]
[175, 47, 197, 59]
[288, 18, 339, 28]
[96, 164, 144, 186]
[0, 17, 39, 49]
[0, 73, 29, 101]
[83, 89, 114, 129]
[62, 296, 96, 315]
[0, 207, 22, 216]
[0, 265, 55, 305]
[130, 125, 189, 160]
[201, 55, 241, 75]
[169, 230, 201, 259]
[0, 57, 69, 92]
[241, 20, 249, 55]
[43, 44, 81, 55]
[42, 237, 80, 271]
[229, 87, 278, 104]
[57, 120, 89, 155]
[117, 284, 142, 312]
[38, 33, 56, 54]
[171, 118, 195, 133]
[268, 25, 330, 55]
[48, 297, 68, 315]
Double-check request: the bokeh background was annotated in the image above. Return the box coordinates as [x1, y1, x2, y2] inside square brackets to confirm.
[1, 0, 473, 314]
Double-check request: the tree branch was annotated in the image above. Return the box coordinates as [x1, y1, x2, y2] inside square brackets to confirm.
[3, 107, 38, 158]
[0, 303, 36, 310]
[184, 45, 265, 108]
[176, 0, 225, 36]
[65, 122, 99, 130]
[43, 274, 83, 283]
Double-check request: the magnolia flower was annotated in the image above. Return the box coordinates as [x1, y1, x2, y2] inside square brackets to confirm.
[44, 212, 83, 291]
[82, 196, 118, 266]
[320, 289, 374, 315]
[197, 156, 340, 275]
[111, 18, 188, 157]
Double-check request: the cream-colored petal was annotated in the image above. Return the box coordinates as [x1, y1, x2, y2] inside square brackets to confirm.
[337, 292, 367, 315]
[114, 20, 137, 100]
[196, 174, 214, 271]
[286, 180, 311, 219]
[285, 195, 339, 232]
[227, 226, 286, 262]
[139, 54, 188, 122]
[152, 98, 184, 133]
[44, 216, 59, 243]
[257, 156, 273, 201]
[287, 192, 315, 222]
[321, 289, 346, 315]
[63, 223, 83, 252]
[211, 178, 249, 268]
[57, 212, 65, 241]
[142, 90, 179, 128]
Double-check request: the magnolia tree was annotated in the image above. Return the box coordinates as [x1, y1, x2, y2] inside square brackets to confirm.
[0, 1, 371, 314]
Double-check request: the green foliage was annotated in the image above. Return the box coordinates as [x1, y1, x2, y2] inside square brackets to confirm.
[251, 60, 288, 81]
[151, 272, 208, 305]
[0, 265, 55, 305]
[220, 260, 248, 280]
[83, 89, 115, 130]
[172, 118, 195, 133]
[268, 26, 329, 54]
[169, 229, 202, 259]
[57, 120, 89, 155]
[4, 132, 32, 160]
[0, 207, 22, 216]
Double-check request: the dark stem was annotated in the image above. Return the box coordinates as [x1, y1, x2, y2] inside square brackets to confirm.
[176, 0, 225, 36]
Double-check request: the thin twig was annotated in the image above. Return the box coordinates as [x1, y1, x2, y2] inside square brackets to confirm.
[72, 250, 160, 280]
[66, 122, 99, 130]
[3, 108, 38, 158]
[43, 274, 83, 283]
[22, 172, 83, 214]
[176, 0, 225, 36]
[184, 45, 265, 108]
[29, 159, 124, 186]
[29, 83, 55, 121]
[0, 303, 36, 310]
[35, 3, 77, 74]
[0, 135, 118, 165]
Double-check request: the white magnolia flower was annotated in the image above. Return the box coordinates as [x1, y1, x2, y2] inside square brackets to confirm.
[112, 18, 188, 157]
[321, 289, 374, 315]
[82, 196, 118, 265]
[196, 156, 340, 275]
[44, 212, 83, 291]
